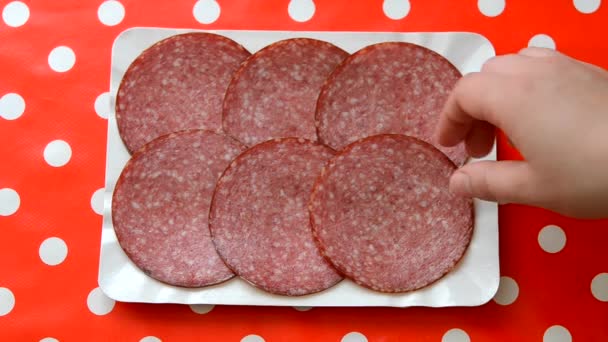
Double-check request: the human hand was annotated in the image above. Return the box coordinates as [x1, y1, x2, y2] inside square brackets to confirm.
[436, 47, 608, 219]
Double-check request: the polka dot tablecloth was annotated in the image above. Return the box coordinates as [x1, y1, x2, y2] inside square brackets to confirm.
[1, 0, 607, 341]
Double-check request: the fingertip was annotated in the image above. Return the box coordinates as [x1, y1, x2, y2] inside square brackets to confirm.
[449, 171, 473, 198]
[436, 123, 467, 147]
[436, 97, 472, 147]
[449, 160, 538, 205]
[465, 120, 496, 158]
[434, 123, 451, 147]
[435, 104, 468, 147]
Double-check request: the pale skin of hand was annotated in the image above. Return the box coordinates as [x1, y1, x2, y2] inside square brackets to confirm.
[436, 47, 608, 219]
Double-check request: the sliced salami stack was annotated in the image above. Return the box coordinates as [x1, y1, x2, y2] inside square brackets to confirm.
[111, 34, 473, 295]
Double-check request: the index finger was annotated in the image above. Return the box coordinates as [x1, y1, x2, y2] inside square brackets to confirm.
[436, 71, 516, 147]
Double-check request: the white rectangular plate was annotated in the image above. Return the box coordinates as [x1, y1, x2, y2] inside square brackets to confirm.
[99, 28, 499, 307]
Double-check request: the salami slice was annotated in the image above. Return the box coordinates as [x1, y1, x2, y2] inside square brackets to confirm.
[116, 33, 250, 153]
[316, 42, 467, 166]
[309, 134, 473, 293]
[222, 38, 348, 146]
[112, 130, 245, 287]
[209, 138, 342, 296]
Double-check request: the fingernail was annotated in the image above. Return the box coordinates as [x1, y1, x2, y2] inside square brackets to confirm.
[450, 171, 472, 197]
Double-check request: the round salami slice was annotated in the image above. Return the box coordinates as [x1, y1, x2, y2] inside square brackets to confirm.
[316, 42, 467, 166]
[222, 38, 348, 146]
[209, 138, 342, 296]
[116, 33, 250, 153]
[112, 130, 245, 287]
[309, 134, 473, 293]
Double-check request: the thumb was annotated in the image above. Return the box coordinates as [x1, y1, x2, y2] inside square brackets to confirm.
[449, 160, 540, 205]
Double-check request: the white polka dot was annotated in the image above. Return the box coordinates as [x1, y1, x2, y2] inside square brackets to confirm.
[0, 93, 25, 120]
[241, 335, 265, 342]
[528, 34, 556, 50]
[538, 225, 566, 253]
[341, 332, 368, 342]
[193, 0, 221, 24]
[40, 338, 59, 342]
[91, 188, 105, 215]
[288, 0, 316, 22]
[2, 1, 29, 27]
[574, 0, 601, 13]
[48, 46, 76, 73]
[39, 237, 68, 266]
[382, 0, 410, 20]
[0, 188, 20, 216]
[293, 306, 312, 311]
[97, 1, 125, 26]
[87, 287, 115, 315]
[189, 304, 214, 314]
[493, 276, 519, 305]
[478, 0, 505, 17]
[140, 337, 161, 342]
[591, 273, 608, 302]
[0, 287, 15, 316]
[44, 140, 72, 167]
[543, 325, 572, 342]
[94, 92, 111, 119]
[442, 328, 470, 342]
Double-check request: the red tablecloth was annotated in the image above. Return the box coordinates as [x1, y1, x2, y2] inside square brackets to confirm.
[1, 1, 607, 341]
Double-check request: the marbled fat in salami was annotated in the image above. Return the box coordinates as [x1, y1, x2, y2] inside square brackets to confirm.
[209, 138, 342, 296]
[222, 38, 348, 146]
[309, 134, 473, 293]
[112, 130, 245, 287]
[316, 42, 467, 165]
[116, 33, 250, 153]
